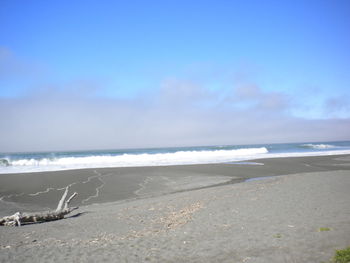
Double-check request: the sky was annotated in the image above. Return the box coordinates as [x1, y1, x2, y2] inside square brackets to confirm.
[1, 0, 350, 152]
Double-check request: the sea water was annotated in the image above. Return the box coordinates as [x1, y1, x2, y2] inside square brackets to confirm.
[1, 141, 350, 174]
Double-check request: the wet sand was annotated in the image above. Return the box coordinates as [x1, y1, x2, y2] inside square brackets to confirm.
[1, 155, 350, 262]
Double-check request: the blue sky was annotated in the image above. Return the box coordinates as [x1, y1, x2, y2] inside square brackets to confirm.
[1, 0, 350, 151]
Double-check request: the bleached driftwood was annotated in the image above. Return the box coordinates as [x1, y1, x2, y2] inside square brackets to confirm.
[0, 187, 78, 226]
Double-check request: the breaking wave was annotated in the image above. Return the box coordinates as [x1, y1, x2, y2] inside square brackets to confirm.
[300, 144, 337, 149]
[2, 147, 269, 173]
[0, 158, 10, 167]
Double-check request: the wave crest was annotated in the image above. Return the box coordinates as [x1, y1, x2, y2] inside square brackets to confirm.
[6, 147, 268, 172]
[0, 158, 10, 167]
[300, 144, 336, 149]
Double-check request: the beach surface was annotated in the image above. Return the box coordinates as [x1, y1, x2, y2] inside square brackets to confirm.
[1, 155, 350, 262]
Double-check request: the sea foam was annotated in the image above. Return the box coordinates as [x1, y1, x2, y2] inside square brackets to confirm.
[1, 147, 269, 173]
[300, 143, 336, 149]
[2, 142, 350, 174]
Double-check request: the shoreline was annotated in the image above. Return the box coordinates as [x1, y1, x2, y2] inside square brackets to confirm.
[1, 154, 350, 216]
[2, 147, 350, 175]
[0, 155, 349, 262]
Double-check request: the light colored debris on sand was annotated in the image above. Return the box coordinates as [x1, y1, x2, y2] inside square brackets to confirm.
[1, 245, 11, 249]
[158, 201, 203, 230]
[115, 201, 204, 240]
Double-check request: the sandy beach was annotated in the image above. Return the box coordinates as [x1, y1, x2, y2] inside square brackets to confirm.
[1, 154, 350, 262]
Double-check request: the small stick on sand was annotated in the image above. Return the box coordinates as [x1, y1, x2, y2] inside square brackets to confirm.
[0, 187, 78, 226]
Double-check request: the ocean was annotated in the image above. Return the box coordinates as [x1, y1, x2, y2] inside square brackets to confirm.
[1, 141, 350, 174]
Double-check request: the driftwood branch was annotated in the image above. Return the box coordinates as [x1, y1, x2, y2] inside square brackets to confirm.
[0, 188, 78, 226]
[56, 186, 69, 212]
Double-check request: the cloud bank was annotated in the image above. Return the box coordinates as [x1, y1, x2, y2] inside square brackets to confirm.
[1, 78, 349, 152]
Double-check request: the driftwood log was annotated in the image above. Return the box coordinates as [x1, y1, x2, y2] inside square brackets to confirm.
[0, 187, 78, 226]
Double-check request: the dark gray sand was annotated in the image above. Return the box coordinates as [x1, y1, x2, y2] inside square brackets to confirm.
[1, 155, 350, 262]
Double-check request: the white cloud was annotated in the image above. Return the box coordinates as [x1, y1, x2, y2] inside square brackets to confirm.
[324, 96, 350, 118]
